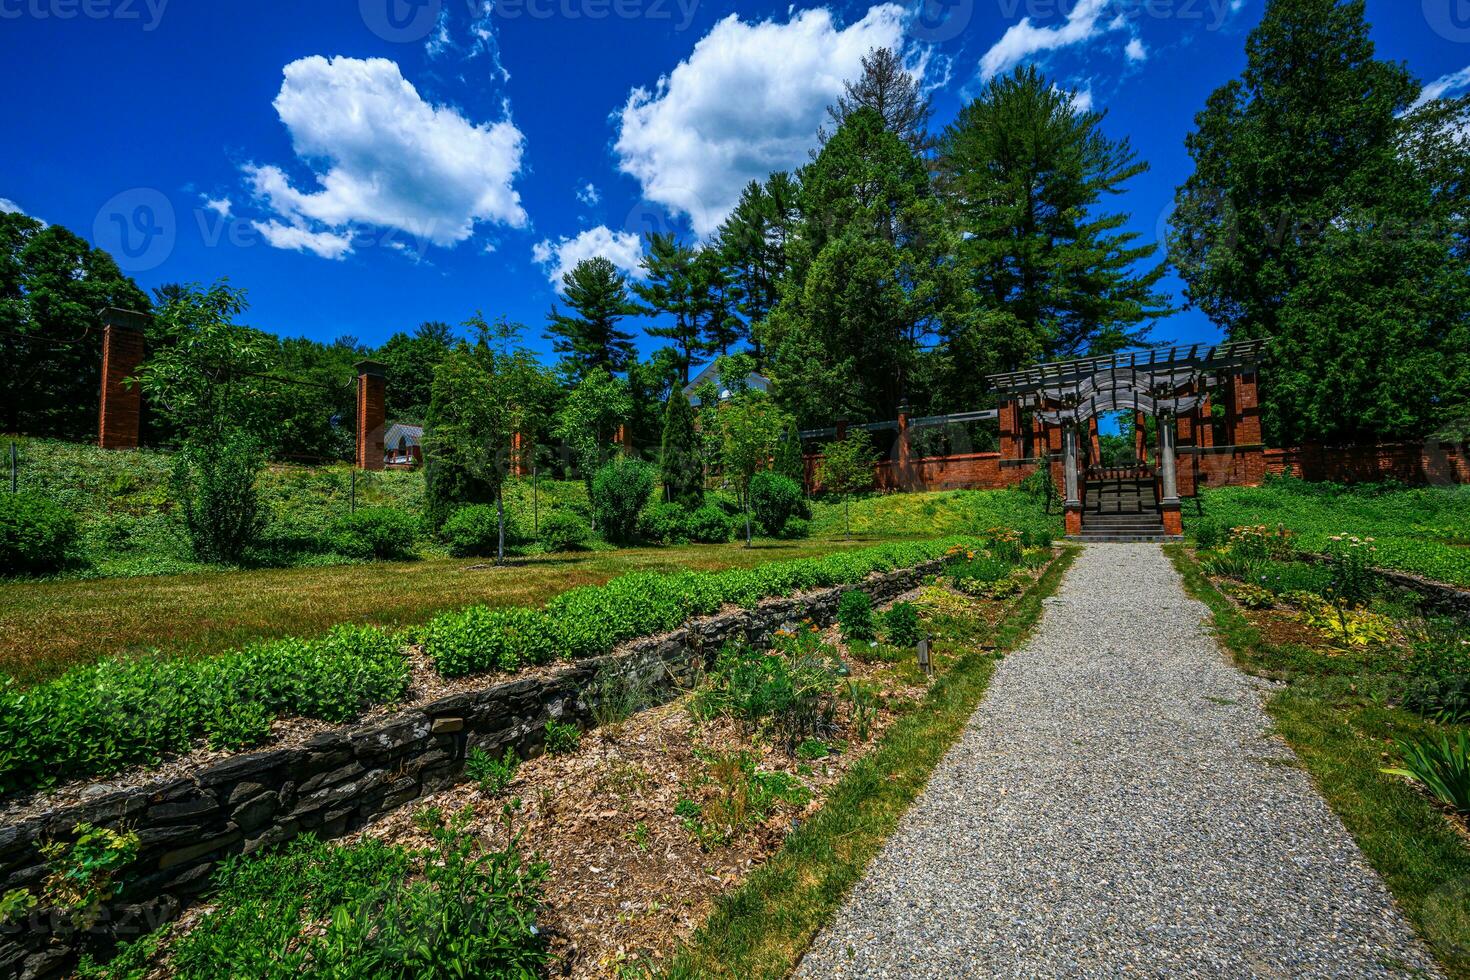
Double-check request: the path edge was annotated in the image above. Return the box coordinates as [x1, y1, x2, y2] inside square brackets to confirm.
[660, 547, 1080, 980]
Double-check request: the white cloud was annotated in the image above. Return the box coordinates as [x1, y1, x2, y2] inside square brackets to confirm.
[1125, 38, 1147, 63]
[202, 196, 232, 217]
[0, 198, 22, 215]
[1068, 86, 1094, 113]
[533, 225, 646, 290]
[252, 220, 354, 260]
[979, 0, 1123, 81]
[577, 182, 600, 207]
[1415, 65, 1470, 110]
[243, 56, 526, 259]
[614, 4, 909, 238]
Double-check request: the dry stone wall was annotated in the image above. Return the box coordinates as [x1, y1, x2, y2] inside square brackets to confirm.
[0, 560, 940, 979]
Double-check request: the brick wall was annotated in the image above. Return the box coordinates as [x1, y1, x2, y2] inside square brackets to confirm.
[97, 312, 148, 451]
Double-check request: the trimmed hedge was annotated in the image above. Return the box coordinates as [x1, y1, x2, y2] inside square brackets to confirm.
[0, 625, 408, 796]
[423, 538, 975, 678]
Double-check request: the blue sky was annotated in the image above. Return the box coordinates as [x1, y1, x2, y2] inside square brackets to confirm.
[2, 0, 1466, 363]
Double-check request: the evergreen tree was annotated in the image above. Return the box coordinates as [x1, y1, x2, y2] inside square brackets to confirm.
[773, 417, 806, 484]
[376, 321, 453, 423]
[659, 387, 703, 506]
[545, 257, 641, 379]
[715, 172, 799, 365]
[765, 108, 964, 426]
[935, 66, 1170, 392]
[824, 46, 934, 154]
[1170, 0, 1470, 444]
[634, 234, 706, 384]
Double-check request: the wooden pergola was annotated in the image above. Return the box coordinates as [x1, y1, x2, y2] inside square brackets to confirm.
[986, 340, 1267, 536]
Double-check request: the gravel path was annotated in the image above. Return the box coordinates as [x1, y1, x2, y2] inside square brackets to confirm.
[796, 543, 1440, 979]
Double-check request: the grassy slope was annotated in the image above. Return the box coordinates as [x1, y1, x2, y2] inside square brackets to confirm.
[808, 488, 1062, 541]
[665, 548, 1078, 978]
[1192, 480, 1470, 587]
[1167, 546, 1470, 979]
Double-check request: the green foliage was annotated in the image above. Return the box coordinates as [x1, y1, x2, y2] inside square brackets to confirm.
[0, 624, 407, 796]
[718, 390, 793, 544]
[0, 887, 35, 927]
[440, 504, 498, 558]
[1193, 520, 1225, 551]
[818, 430, 877, 538]
[543, 719, 581, 755]
[984, 527, 1023, 564]
[585, 665, 659, 729]
[169, 429, 266, 565]
[0, 211, 150, 441]
[591, 456, 656, 545]
[1322, 534, 1379, 610]
[749, 472, 806, 538]
[0, 491, 78, 576]
[843, 679, 879, 742]
[883, 602, 921, 647]
[837, 591, 876, 643]
[538, 509, 591, 552]
[773, 419, 805, 484]
[638, 501, 690, 545]
[1170, 0, 1470, 444]
[660, 387, 704, 507]
[39, 822, 140, 927]
[89, 816, 548, 979]
[1382, 732, 1470, 814]
[685, 504, 734, 543]
[555, 367, 633, 499]
[330, 507, 418, 562]
[677, 750, 811, 849]
[795, 738, 830, 761]
[205, 700, 276, 751]
[936, 66, 1168, 384]
[782, 517, 811, 540]
[1403, 621, 1470, 724]
[546, 256, 641, 377]
[692, 634, 840, 750]
[1227, 583, 1276, 610]
[1193, 482, 1470, 587]
[376, 321, 453, 423]
[465, 747, 520, 794]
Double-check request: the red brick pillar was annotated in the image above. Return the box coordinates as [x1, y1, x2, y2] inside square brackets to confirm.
[1088, 417, 1101, 462]
[614, 423, 633, 454]
[355, 360, 386, 471]
[511, 431, 528, 477]
[1230, 369, 1262, 446]
[1134, 410, 1147, 462]
[1046, 418, 1064, 498]
[998, 400, 1021, 460]
[1197, 393, 1214, 448]
[896, 405, 912, 477]
[98, 308, 149, 450]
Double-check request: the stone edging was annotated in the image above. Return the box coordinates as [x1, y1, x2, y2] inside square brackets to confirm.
[0, 559, 941, 980]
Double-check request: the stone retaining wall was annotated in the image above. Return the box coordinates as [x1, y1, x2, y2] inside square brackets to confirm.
[0, 560, 940, 979]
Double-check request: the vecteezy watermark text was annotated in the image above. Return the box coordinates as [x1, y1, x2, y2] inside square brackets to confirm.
[0, 0, 168, 31]
[995, 0, 1237, 32]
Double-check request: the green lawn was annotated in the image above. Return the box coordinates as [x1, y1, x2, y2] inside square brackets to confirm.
[1192, 478, 1470, 587]
[1168, 546, 1470, 978]
[808, 488, 1062, 541]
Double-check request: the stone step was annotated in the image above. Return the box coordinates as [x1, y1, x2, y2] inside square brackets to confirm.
[1069, 533, 1183, 543]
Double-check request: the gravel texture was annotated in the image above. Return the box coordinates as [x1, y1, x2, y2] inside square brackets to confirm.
[796, 543, 1440, 979]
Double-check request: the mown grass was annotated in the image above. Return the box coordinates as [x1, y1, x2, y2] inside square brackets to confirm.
[662, 547, 1077, 978]
[1193, 478, 1470, 587]
[807, 488, 1062, 541]
[1167, 545, 1470, 979]
[0, 537, 885, 686]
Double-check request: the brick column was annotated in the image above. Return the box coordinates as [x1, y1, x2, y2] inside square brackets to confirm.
[511, 431, 529, 477]
[1197, 393, 1215, 448]
[614, 423, 633, 454]
[999, 400, 1022, 461]
[355, 360, 386, 471]
[896, 405, 912, 476]
[1230, 369, 1262, 446]
[1088, 417, 1101, 463]
[1134, 410, 1147, 462]
[97, 308, 149, 450]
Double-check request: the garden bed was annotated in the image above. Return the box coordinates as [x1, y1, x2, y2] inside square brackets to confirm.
[55, 544, 1059, 979]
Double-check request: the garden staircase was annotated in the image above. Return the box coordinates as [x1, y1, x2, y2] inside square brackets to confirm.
[1077, 478, 1172, 543]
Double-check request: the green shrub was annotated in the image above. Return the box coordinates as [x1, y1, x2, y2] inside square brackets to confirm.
[591, 457, 656, 545]
[691, 638, 839, 750]
[638, 502, 690, 544]
[0, 492, 78, 576]
[795, 738, 830, 760]
[1254, 559, 1334, 596]
[89, 817, 548, 979]
[330, 506, 418, 561]
[440, 504, 506, 558]
[883, 602, 922, 647]
[749, 472, 805, 537]
[686, 503, 734, 543]
[1193, 520, 1224, 550]
[170, 432, 265, 564]
[205, 700, 275, 751]
[1403, 620, 1470, 723]
[1020, 527, 1053, 549]
[544, 719, 581, 755]
[0, 624, 408, 796]
[837, 590, 876, 643]
[1382, 731, 1470, 814]
[781, 517, 812, 540]
[465, 747, 520, 794]
[539, 509, 591, 551]
[676, 750, 810, 849]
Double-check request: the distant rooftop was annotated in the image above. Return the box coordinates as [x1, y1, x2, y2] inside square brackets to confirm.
[682, 361, 770, 406]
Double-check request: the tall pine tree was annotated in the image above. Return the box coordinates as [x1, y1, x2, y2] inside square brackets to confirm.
[935, 67, 1170, 384]
[1170, 0, 1470, 444]
[545, 257, 641, 379]
[633, 234, 706, 384]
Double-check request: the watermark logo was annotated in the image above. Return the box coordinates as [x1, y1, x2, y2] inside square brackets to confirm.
[1424, 0, 1470, 43]
[360, 0, 443, 42]
[93, 188, 175, 273]
[911, 0, 973, 43]
[0, 0, 169, 31]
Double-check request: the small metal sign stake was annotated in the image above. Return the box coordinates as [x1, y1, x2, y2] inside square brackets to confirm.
[917, 635, 932, 677]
